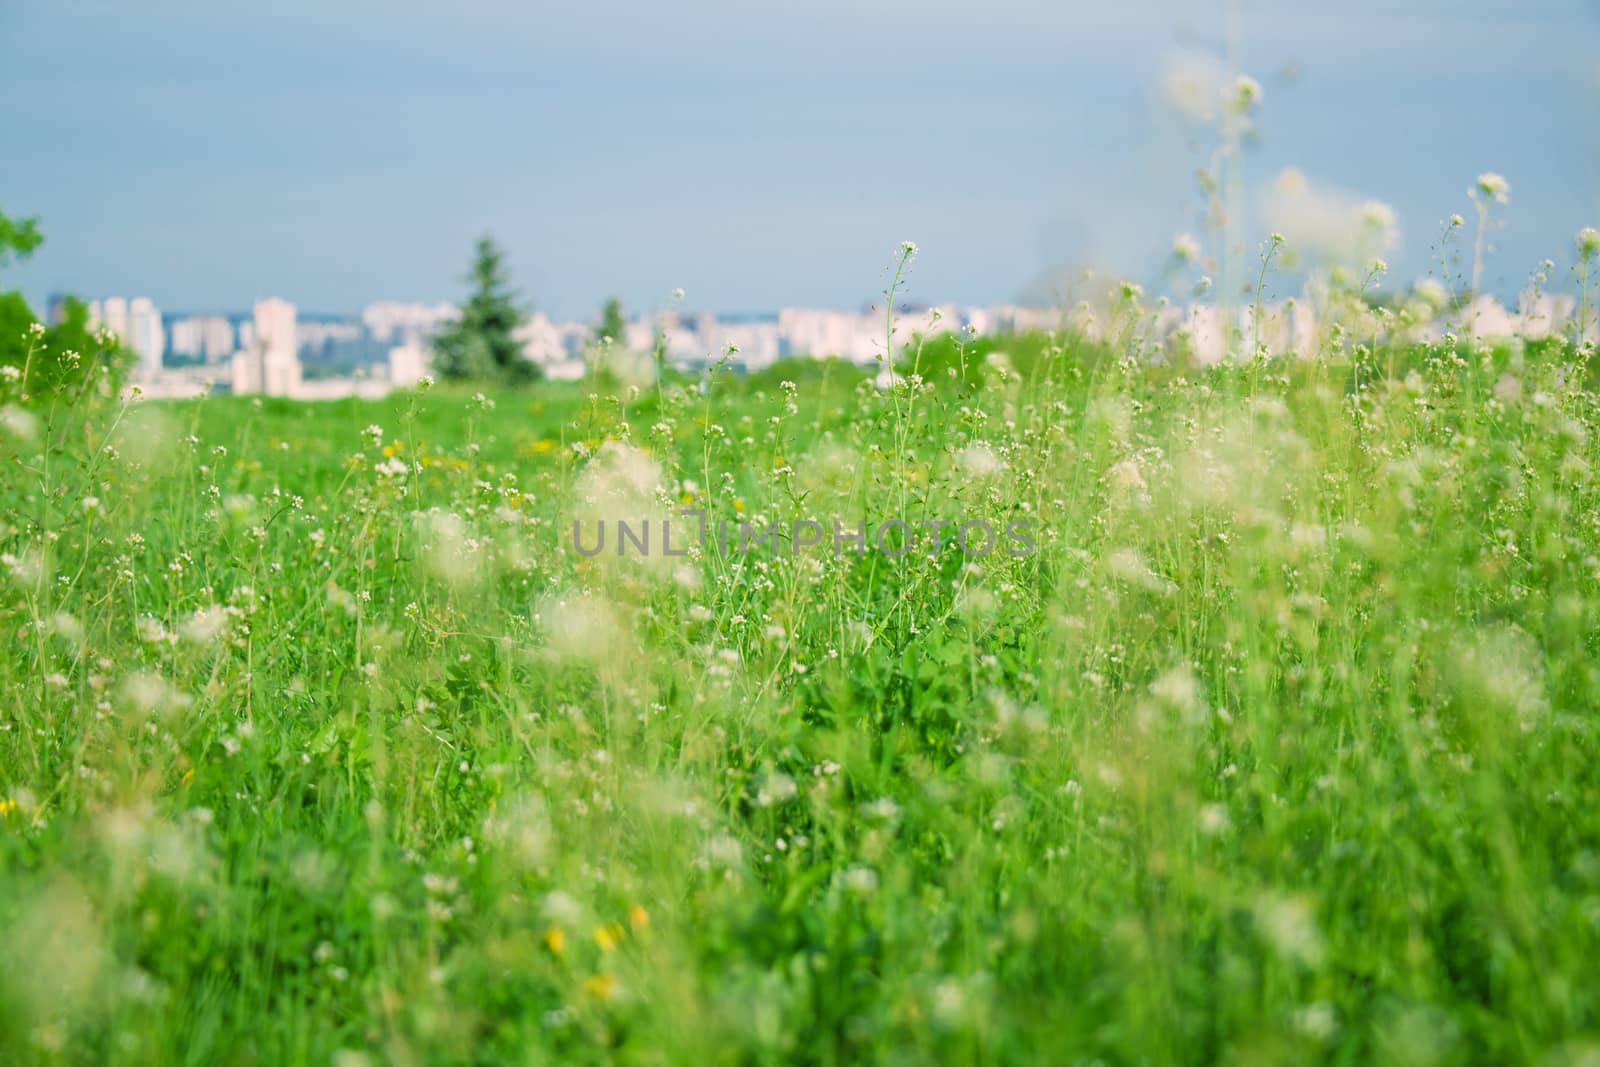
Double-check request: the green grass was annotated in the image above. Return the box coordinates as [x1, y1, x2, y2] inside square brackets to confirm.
[3, 331, 1600, 1065]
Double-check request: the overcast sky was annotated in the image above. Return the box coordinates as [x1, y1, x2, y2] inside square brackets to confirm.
[2, 1, 1597, 318]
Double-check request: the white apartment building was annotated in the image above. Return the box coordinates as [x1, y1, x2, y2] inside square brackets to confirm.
[388, 343, 428, 387]
[88, 296, 168, 375]
[231, 297, 302, 397]
[777, 309, 883, 363]
[169, 316, 235, 362]
[97, 297, 130, 345]
[363, 301, 458, 345]
[128, 297, 164, 377]
[516, 313, 587, 375]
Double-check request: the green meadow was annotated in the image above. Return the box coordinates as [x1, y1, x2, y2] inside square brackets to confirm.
[4, 325, 1600, 1066]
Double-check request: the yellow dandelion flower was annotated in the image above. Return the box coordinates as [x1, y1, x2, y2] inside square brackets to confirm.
[593, 923, 624, 952]
[628, 904, 649, 932]
[582, 973, 617, 1000]
[733, 499, 746, 514]
[543, 927, 566, 955]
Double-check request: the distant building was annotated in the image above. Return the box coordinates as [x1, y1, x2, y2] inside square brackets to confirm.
[231, 297, 302, 396]
[362, 301, 458, 345]
[1467, 295, 1518, 341]
[388, 343, 428, 387]
[169, 316, 235, 362]
[777, 308, 883, 363]
[1515, 290, 1576, 341]
[87, 296, 165, 374]
[203, 316, 235, 361]
[1182, 305, 1227, 364]
[257, 298, 301, 396]
[100, 297, 130, 344]
[230, 351, 261, 395]
[516, 313, 587, 376]
[127, 298, 164, 376]
[716, 319, 781, 369]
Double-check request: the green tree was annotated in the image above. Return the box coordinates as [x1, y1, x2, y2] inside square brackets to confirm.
[432, 236, 537, 383]
[595, 297, 628, 349]
[0, 210, 43, 267]
[0, 210, 129, 402]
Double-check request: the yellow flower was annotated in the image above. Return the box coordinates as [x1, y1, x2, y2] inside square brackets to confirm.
[733, 499, 746, 514]
[593, 923, 624, 952]
[543, 927, 566, 956]
[627, 904, 650, 933]
[582, 973, 617, 1000]
[181, 768, 195, 786]
[0, 799, 15, 818]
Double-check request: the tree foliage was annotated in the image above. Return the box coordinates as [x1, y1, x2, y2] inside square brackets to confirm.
[0, 210, 43, 268]
[432, 236, 538, 384]
[0, 211, 129, 403]
[595, 296, 628, 349]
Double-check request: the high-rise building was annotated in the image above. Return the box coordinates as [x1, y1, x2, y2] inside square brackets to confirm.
[230, 350, 262, 395]
[388, 343, 427, 387]
[255, 297, 301, 397]
[101, 297, 130, 344]
[229, 299, 301, 397]
[169, 318, 203, 358]
[168, 316, 233, 363]
[128, 297, 164, 376]
[362, 301, 458, 345]
[169, 316, 235, 362]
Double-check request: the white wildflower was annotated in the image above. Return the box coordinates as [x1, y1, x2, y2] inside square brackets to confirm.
[956, 443, 1004, 480]
[1577, 226, 1600, 263]
[1475, 172, 1510, 205]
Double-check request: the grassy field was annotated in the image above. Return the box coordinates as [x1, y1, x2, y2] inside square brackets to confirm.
[3, 328, 1600, 1065]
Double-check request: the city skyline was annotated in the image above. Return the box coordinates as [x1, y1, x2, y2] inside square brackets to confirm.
[2, 1, 1597, 320]
[83, 280, 1600, 405]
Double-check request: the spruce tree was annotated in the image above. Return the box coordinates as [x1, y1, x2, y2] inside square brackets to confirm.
[595, 297, 628, 349]
[433, 236, 537, 383]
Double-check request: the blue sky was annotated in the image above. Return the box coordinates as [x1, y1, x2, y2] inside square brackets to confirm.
[2, 1, 1596, 319]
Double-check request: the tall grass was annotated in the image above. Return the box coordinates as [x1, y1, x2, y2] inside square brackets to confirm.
[2, 320, 1600, 1065]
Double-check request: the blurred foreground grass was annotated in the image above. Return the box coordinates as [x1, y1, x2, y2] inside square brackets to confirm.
[3, 332, 1600, 1065]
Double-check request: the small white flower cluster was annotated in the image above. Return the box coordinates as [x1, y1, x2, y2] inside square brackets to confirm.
[1578, 226, 1600, 263]
[1231, 74, 1262, 112]
[1475, 171, 1511, 205]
